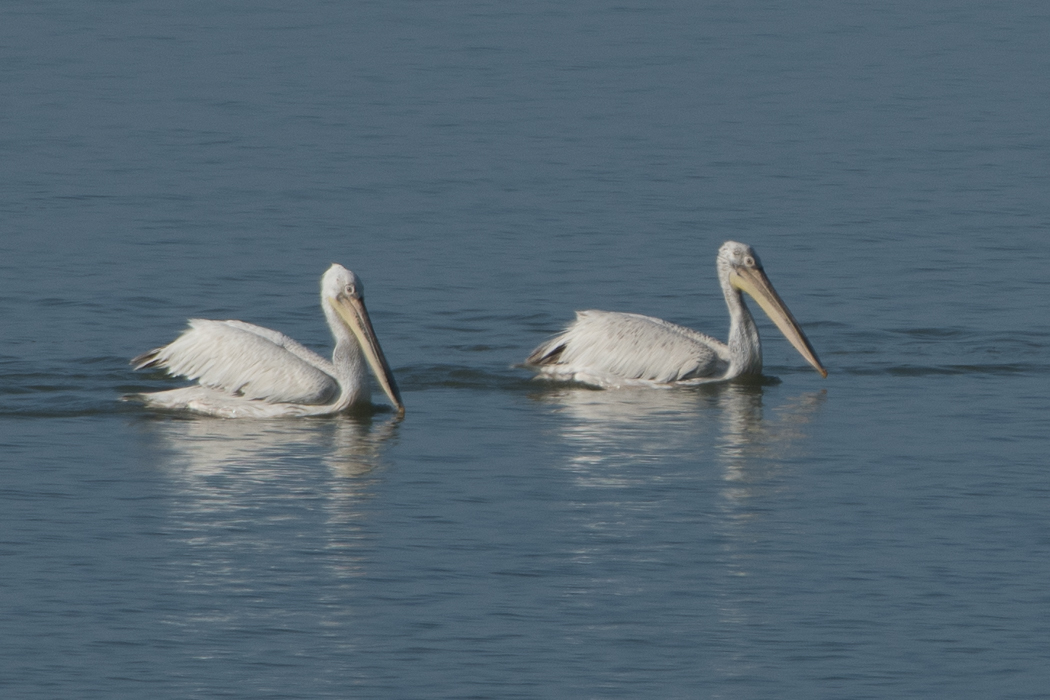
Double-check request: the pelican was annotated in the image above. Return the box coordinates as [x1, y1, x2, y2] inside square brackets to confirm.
[524, 241, 826, 387]
[129, 264, 404, 418]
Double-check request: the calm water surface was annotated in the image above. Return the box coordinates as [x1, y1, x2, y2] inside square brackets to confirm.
[2, 1, 1050, 698]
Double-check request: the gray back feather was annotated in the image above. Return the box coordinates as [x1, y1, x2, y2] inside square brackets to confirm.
[140, 319, 339, 405]
[528, 310, 730, 383]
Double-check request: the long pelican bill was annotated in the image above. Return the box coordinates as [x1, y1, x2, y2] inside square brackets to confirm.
[330, 295, 405, 415]
[729, 267, 828, 378]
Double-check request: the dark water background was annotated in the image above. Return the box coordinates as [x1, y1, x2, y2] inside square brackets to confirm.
[2, 1, 1049, 698]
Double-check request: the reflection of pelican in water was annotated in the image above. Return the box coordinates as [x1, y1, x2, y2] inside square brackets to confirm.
[525, 241, 826, 387]
[715, 386, 827, 487]
[142, 414, 400, 619]
[535, 383, 825, 491]
[142, 413, 401, 480]
[130, 264, 403, 418]
[535, 381, 827, 653]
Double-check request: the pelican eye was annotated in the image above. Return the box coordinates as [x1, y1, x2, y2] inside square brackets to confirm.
[344, 283, 357, 296]
[744, 256, 755, 267]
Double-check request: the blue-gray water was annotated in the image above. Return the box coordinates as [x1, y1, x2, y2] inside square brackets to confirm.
[3, 1, 1050, 698]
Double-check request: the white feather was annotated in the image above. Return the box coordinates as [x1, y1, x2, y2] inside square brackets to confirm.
[526, 311, 730, 387]
[137, 319, 338, 405]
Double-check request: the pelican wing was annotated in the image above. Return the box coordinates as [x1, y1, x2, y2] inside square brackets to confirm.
[526, 310, 731, 384]
[133, 319, 339, 405]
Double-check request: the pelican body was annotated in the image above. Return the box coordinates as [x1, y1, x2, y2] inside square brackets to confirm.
[130, 264, 404, 418]
[525, 241, 826, 387]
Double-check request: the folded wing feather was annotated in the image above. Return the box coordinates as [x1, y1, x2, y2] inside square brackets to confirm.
[526, 310, 731, 383]
[133, 319, 339, 405]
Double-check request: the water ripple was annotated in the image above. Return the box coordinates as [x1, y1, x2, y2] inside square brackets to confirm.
[842, 363, 1050, 377]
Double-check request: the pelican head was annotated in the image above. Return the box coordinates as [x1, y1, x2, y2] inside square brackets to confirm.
[322, 264, 405, 415]
[718, 241, 827, 378]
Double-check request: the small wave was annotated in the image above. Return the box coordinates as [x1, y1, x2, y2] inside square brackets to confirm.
[398, 364, 535, 392]
[3, 354, 1046, 419]
[885, 327, 969, 339]
[0, 355, 140, 417]
[842, 363, 1049, 377]
[0, 360, 536, 417]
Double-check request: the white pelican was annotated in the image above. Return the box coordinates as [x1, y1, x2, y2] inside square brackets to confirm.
[130, 264, 404, 418]
[524, 241, 827, 387]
